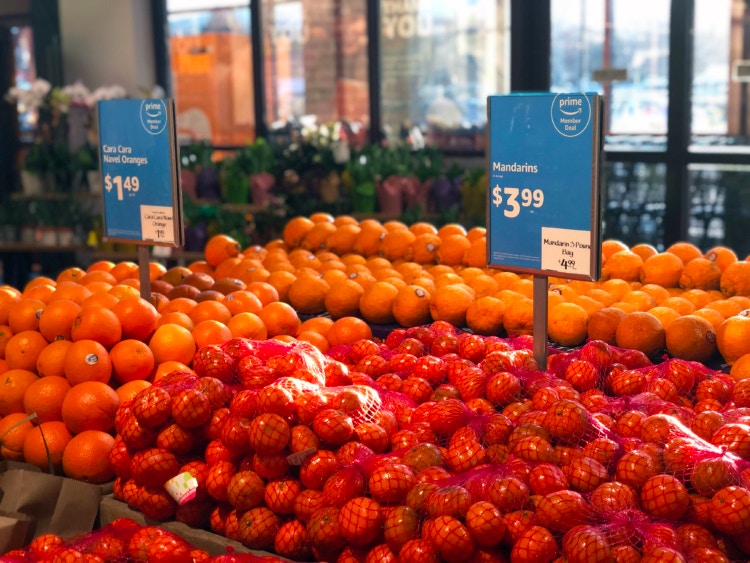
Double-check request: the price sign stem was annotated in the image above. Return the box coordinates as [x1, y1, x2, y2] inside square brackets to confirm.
[533, 275, 549, 369]
[137, 246, 152, 301]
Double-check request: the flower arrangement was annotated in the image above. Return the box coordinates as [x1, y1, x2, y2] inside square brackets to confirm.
[5, 78, 129, 192]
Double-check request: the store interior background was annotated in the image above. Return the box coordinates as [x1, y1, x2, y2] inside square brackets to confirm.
[1, 0, 750, 289]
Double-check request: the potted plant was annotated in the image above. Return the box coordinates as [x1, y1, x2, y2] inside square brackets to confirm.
[73, 142, 101, 193]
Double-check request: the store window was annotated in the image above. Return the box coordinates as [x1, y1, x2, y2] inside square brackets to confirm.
[551, 0, 671, 150]
[691, 0, 750, 149]
[10, 25, 36, 144]
[167, 0, 254, 146]
[379, 0, 509, 151]
[262, 0, 369, 140]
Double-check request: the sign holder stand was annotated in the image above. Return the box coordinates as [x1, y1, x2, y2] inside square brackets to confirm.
[532, 275, 549, 369]
[138, 246, 151, 301]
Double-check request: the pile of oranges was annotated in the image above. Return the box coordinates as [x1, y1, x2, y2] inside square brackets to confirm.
[4, 211, 750, 482]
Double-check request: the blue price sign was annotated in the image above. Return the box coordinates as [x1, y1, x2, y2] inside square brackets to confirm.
[487, 93, 603, 280]
[97, 99, 183, 247]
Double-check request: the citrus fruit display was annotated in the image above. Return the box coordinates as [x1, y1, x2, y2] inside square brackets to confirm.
[4, 215, 750, 560]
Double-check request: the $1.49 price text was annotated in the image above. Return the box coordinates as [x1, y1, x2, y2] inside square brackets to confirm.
[104, 174, 140, 201]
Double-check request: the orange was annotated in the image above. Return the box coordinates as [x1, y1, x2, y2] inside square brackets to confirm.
[227, 312, 268, 340]
[404, 233, 443, 264]
[62, 430, 116, 484]
[462, 237, 488, 268]
[0, 290, 21, 324]
[601, 239, 629, 262]
[360, 281, 400, 325]
[646, 306, 681, 331]
[223, 290, 264, 316]
[379, 229, 416, 262]
[324, 279, 365, 319]
[720, 261, 750, 297]
[109, 261, 140, 282]
[114, 379, 151, 404]
[152, 360, 195, 382]
[705, 299, 744, 319]
[586, 307, 627, 345]
[302, 221, 337, 252]
[729, 353, 750, 381]
[716, 311, 750, 365]
[188, 260, 215, 275]
[283, 216, 316, 248]
[321, 268, 348, 288]
[664, 315, 717, 363]
[7, 298, 46, 333]
[429, 283, 475, 327]
[547, 302, 589, 347]
[409, 222, 438, 236]
[188, 300, 232, 326]
[325, 223, 361, 255]
[36, 340, 73, 378]
[598, 278, 632, 301]
[245, 281, 280, 307]
[678, 258, 721, 291]
[266, 271, 297, 303]
[25, 276, 56, 290]
[56, 267, 86, 284]
[156, 311, 194, 331]
[38, 299, 82, 342]
[71, 307, 122, 349]
[392, 285, 432, 327]
[704, 246, 737, 272]
[0, 412, 35, 461]
[296, 330, 330, 353]
[107, 283, 140, 301]
[23, 420, 72, 472]
[583, 288, 617, 307]
[638, 284, 671, 305]
[437, 234, 472, 267]
[288, 276, 330, 316]
[214, 256, 247, 280]
[601, 251, 643, 282]
[310, 211, 335, 223]
[192, 319, 233, 348]
[110, 339, 155, 383]
[61, 381, 120, 434]
[258, 301, 301, 338]
[630, 243, 658, 262]
[326, 317, 373, 347]
[111, 296, 159, 341]
[149, 323, 197, 365]
[640, 252, 684, 288]
[692, 307, 726, 332]
[298, 316, 334, 337]
[509, 278, 534, 299]
[79, 269, 117, 286]
[205, 234, 242, 268]
[666, 242, 703, 265]
[86, 260, 115, 273]
[63, 339, 112, 385]
[615, 311, 666, 358]
[620, 290, 655, 312]
[0, 325, 13, 360]
[23, 375, 70, 423]
[466, 226, 487, 242]
[354, 223, 388, 257]
[22, 283, 55, 303]
[5, 330, 48, 372]
[0, 368, 39, 416]
[437, 223, 468, 240]
[159, 296, 198, 315]
[466, 296, 506, 336]
[571, 295, 604, 318]
[383, 219, 408, 232]
[659, 296, 695, 316]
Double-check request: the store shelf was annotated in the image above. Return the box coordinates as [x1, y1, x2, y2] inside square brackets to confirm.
[0, 243, 92, 253]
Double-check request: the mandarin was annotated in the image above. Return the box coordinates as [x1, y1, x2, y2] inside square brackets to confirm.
[392, 284, 432, 328]
[326, 317, 373, 347]
[360, 281, 400, 325]
[664, 315, 717, 363]
[548, 302, 589, 347]
[615, 311, 666, 358]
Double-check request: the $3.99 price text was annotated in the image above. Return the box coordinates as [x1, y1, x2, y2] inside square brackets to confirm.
[491, 185, 544, 218]
[104, 174, 140, 201]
